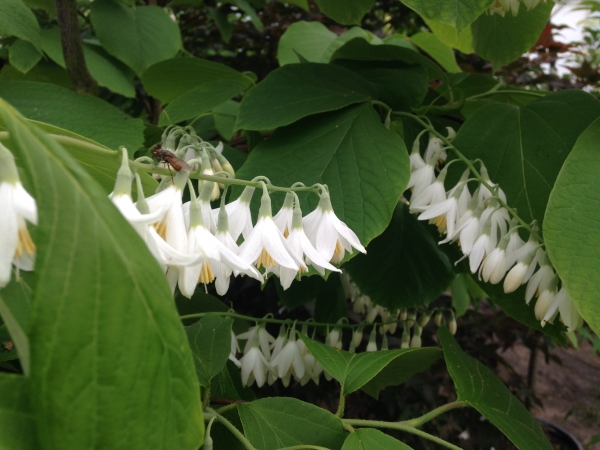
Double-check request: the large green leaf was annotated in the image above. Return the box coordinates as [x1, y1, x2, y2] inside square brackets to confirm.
[90, 0, 182, 75]
[300, 334, 442, 397]
[0, 100, 204, 449]
[238, 397, 348, 450]
[314, 0, 375, 25]
[0, 374, 39, 450]
[186, 313, 233, 387]
[544, 117, 600, 335]
[0, 60, 72, 89]
[8, 39, 42, 74]
[211, 360, 256, 402]
[236, 63, 376, 131]
[345, 204, 454, 309]
[401, 0, 492, 32]
[235, 103, 409, 245]
[409, 31, 461, 73]
[424, 18, 474, 54]
[439, 327, 552, 449]
[452, 90, 600, 227]
[0, 81, 144, 151]
[141, 57, 254, 104]
[342, 428, 413, 450]
[0, 0, 42, 50]
[471, 2, 553, 69]
[41, 28, 135, 98]
[158, 80, 247, 126]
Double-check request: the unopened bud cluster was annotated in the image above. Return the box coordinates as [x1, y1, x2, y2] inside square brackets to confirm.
[408, 131, 582, 333]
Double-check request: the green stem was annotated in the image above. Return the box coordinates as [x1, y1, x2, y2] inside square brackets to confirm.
[336, 393, 346, 418]
[202, 387, 211, 410]
[204, 409, 255, 450]
[214, 403, 240, 414]
[392, 111, 539, 240]
[467, 88, 546, 101]
[400, 401, 467, 428]
[342, 419, 462, 450]
[276, 446, 331, 450]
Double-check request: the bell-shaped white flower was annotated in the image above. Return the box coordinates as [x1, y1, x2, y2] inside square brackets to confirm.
[424, 134, 446, 164]
[455, 199, 486, 255]
[229, 331, 241, 368]
[270, 325, 288, 362]
[503, 245, 539, 294]
[407, 160, 436, 199]
[197, 149, 220, 201]
[477, 164, 507, 204]
[302, 190, 366, 264]
[480, 232, 510, 284]
[504, 225, 539, 270]
[213, 186, 255, 242]
[410, 165, 448, 214]
[239, 324, 275, 359]
[240, 344, 273, 388]
[419, 182, 468, 240]
[0, 143, 37, 287]
[409, 133, 427, 172]
[238, 185, 306, 272]
[541, 286, 582, 332]
[534, 275, 559, 321]
[366, 327, 378, 352]
[469, 214, 495, 274]
[270, 329, 305, 380]
[273, 192, 295, 237]
[525, 250, 555, 304]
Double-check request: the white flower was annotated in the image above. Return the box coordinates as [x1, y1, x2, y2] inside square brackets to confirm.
[480, 246, 506, 284]
[469, 215, 495, 274]
[270, 326, 287, 361]
[456, 201, 486, 255]
[0, 144, 37, 287]
[273, 192, 295, 237]
[477, 165, 507, 204]
[504, 262, 529, 293]
[366, 328, 378, 352]
[535, 282, 558, 321]
[410, 175, 447, 214]
[409, 135, 427, 172]
[239, 325, 275, 359]
[541, 287, 582, 332]
[240, 345, 273, 388]
[270, 331, 306, 380]
[407, 162, 436, 199]
[424, 134, 445, 164]
[328, 327, 342, 350]
[418, 182, 467, 239]
[525, 251, 555, 304]
[229, 331, 241, 368]
[213, 186, 255, 242]
[303, 191, 366, 264]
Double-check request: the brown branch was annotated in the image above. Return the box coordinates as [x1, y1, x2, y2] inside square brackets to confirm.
[55, 0, 98, 95]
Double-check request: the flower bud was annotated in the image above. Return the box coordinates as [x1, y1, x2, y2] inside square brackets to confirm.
[366, 327, 378, 352]
[352, 326, 364, 348]
[401, 325, 410, 348]
[410, 324, 422, 348]
[399, 309, 408, 321]
[418, 311, 432, 328]
[382, 333, 389, 351]
[407, 310, 416, 328]
[448, 310, 457, 335]
[434, 310, 443, 327]
[504, 262, 529, 293]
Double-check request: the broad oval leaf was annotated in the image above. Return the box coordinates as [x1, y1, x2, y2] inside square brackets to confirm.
[90, 0, 182, 75]
[471, 2, 552, 69]
[186, 313, 233, 387]
[345, 203, 454, 309]
[401, 0, 491, 32]
[141, 57, 254, 105]
[0, 374, 39, 450]
[8, 39, 42, 74]
[314, 0, 375, 25]
[0, 81, 145, 151]
[438, 327, 552, 450]
[544, 117, 600, 336]
[277, 21, 337, 65]
[234, 103, 409, 246]
[342, 428, 413, 450]
[0, 100, 204, 449]
[409, 31, 461, 73]
[0, 0, 42, 50]
[452, 90, 600, 228]
[238, 397, 348, 450]
[236, 63, 377, 131]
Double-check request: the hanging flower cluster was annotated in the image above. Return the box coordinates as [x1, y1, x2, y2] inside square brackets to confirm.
[408, 131, 583, 333]
[0, 143, 37, 288]
[488, 0, 546, 16]
[108, 127, 365, 298]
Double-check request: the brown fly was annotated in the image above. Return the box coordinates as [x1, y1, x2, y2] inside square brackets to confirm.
[152, 145, 192, 172]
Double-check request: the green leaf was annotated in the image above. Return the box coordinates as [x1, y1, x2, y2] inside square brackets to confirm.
[424, 18, 474, 54]
[211, 360, 256, 402]
[235, 103, 409, 245]
[314, 0, 375, 25]
[141, 57, 253, 104]
[439, 327, 553, 449]
[342, 428, 413, 450]
[186, 313, 233, 387]
[158, 79, 247, 126]
[236, 63, 376, 131]
[344, 203, 454, 310]
[8, 39, 42, 74]
[0, 60, 72, 89]
[409, 31, 461, 73]
[238, 397, 348, 449]
[232, 0, 263, 31]
[0, 275, 32, 375]
[207, 7, 233, 42]
[0, 374, 39, 450]
[544, 117, 600, 336]
[0, 0, 42, 50]
[471, 2, 553, 69]
[450, 274, 470, 316]
[213, 100, 239, 140]
[401, 0, 492, 32]
[0, 81, 145, 151]
[90, 0, 182, 75]
[299, 334, 442, 397]
[23, 0, 56, 14]
[453, 90, 600, 227]
[41, 28, 135, 98]
[0, 99, 204, 449]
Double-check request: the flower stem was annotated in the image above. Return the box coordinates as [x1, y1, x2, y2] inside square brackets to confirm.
[399, 401, 467, 427]
[341, 419, 463, 450]
[204, 409, 256, 450]
[336, 393, 346, 418]
[392, 111, 540, 240]
[214, 402, 240, 414]
[467, 87, 546, 101]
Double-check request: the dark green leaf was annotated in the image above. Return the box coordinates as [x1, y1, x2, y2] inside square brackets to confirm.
[236, 63, 376, 131]
[471, 2, 552, 69]
[207, 7, 233, 42]
[8, 39, 41, 74]
[238, 397, 347, 449]
[176, 292, 249, 334]
[544, 117, 600, 336]
[186, 313, 233, 387]
[0, 60, 72, 89]
[0, 374, 39, 450]
[0, 0, 42, 50]
[453, 90, 600, 227]
[345, 203, 454, 309]
[342, 428, 413, 450]
[211, 360, 256, 401]
[235, 103, 409, 246]
[213, 100, 239, 140]
[0, 81, 144, 151]
[409, 31, 461, 73]
[314, 0, 375, 25]
[0, 99, 204, 449]
[90, 0, 182, 75]
[158, 79, 247, 125]
[141, 57, 253, 104]
[424, 18, 474, 53]
[439, 327, 553, 449]
[450, 274, 470, 317]
[401, 0, 492, 32]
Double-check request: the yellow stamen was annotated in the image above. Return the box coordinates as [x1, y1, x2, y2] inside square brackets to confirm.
[433, 214, 447, 230]
[198, 261, 215, 284]
[331, 240, 344, 264]
[14, 227, 36, 258]
[154, 220, 167, 240]
[256, 248, 276, 269]
[283, 227, 289, 238]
